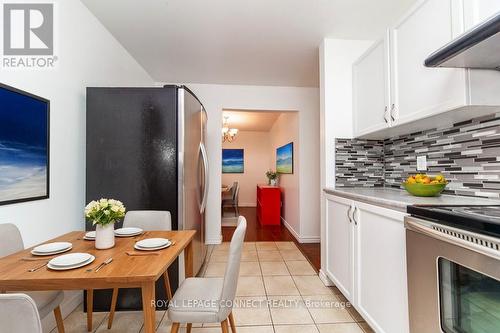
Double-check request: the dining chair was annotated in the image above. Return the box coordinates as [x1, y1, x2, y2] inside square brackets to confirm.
[222, 181, 240, 216]
[98, 210, 173, 330]
[168, 216, 247, 333]
[0, 294, 43, 333]
[0, 223, 65, 333]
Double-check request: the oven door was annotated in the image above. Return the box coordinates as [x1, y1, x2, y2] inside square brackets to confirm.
[405, 217, 500, 333]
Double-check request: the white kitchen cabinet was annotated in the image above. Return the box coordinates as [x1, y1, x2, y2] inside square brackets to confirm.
[390, 0, 467, 126]
[352, 0, 500, 138]
[325, 194, 409, 333]
[463, 0, 500, 30]
[325, 194, 354, 300]
[353, 36, 391, 137]
[353, 201, 409, 333]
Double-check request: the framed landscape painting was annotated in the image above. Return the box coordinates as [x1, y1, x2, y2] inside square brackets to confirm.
[0, 84, 50, 205]
[276, 142, 293, 174]
[222, 149, 244, 173]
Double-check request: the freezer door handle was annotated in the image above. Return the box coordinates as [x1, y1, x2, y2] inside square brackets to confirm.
[199, 142, 209, 213]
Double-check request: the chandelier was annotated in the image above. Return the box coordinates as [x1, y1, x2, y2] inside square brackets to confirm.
[222, 116, 238, 143]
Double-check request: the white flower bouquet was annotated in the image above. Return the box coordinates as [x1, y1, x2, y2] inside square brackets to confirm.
[85, 198, 126, 226]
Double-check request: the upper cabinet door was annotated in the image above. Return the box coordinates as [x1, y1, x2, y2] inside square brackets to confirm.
[353, 36, 391, 137]
[463, 0, 500, 30]
[390, 0, 467, 126]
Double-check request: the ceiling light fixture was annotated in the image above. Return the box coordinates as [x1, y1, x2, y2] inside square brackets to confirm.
[222, 116, 238, 143]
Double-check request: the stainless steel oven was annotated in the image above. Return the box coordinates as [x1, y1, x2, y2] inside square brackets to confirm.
[405, 216, 500, 333]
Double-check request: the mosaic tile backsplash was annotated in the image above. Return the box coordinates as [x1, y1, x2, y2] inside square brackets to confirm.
[336, 113, 500, 199]
[335, 139, 384, 188]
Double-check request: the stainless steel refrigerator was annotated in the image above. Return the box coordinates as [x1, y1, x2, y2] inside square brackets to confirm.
[85, 85, 208, 311]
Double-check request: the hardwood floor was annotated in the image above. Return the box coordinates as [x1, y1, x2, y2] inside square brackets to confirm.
[221, 207, 320, 271]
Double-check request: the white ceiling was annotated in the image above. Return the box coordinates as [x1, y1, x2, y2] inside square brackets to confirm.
[222, 110, 285, 132]
[82, 0, 415, 87]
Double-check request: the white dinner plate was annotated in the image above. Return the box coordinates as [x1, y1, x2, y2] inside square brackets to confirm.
[33, 242, 72, 254]
[47, 255, 95, 271]
[85, 231, 96, 239]
[49, 253, 92, 267]
[134, 241, 171, 251]
[136, 238, 169, 248]
[31, 246, 73, 256]
[114, 227, 143, 237]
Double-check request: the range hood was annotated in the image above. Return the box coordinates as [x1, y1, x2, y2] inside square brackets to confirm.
[425, 12, 500, 70]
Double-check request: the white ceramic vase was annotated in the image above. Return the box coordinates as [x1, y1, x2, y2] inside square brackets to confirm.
[270, 179, 278, 186]
[95, 223, 115, 249]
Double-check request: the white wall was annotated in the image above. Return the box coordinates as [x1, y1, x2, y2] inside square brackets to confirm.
[318, 38, 372, 284]
[0, 0, 153, 328]
[222, 131, 271, 206]
[269, 113, 300, 237]
[186, 84, 320, 244]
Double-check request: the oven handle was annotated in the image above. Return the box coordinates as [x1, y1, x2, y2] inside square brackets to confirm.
[405, 216, 500, 261]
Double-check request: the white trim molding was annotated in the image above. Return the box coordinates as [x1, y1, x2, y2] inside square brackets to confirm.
[319, 269, 335, 287]
[282, 217, 320, 243]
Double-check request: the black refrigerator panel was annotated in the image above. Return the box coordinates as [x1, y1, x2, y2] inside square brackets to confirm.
[85, 87, 178, 311]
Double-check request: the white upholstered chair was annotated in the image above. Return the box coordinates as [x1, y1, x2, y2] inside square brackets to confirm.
[0, 224, 65, 333]
[0, 294, 43, 333]
[87, 210, 173, 330]
[168, 216, 247, 333]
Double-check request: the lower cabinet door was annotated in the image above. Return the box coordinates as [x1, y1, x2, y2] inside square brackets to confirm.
[353, 201, 409, 333]
[325, 194, 354, 300]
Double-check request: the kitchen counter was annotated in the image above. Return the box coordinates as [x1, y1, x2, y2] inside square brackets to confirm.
[324, 187, 499, 212]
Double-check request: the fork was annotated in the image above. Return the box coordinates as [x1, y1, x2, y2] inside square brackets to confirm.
[95, 257, 113, 272]
[28, 262, 48, 272]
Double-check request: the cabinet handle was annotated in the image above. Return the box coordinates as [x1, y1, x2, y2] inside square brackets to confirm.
[383, 106, 388, 124]
[390, 104, 396, 122]
[347, 206, 353, 223]
[353, 207, 358, 226]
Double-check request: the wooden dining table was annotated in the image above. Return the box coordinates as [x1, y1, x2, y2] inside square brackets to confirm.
[0, 230, 196, 333]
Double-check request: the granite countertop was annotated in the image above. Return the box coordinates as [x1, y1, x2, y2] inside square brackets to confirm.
[323, 187, 499, 212]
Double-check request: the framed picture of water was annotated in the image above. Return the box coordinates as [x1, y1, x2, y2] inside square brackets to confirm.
[276, 142, 293, 174]
[0, 83, 50, 206]
[222, 149, 244, 173]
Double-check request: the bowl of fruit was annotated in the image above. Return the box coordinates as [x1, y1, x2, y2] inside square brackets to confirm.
[403, 174, 448, 197]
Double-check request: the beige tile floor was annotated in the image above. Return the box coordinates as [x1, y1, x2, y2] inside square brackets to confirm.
[52, 242, 374, 333]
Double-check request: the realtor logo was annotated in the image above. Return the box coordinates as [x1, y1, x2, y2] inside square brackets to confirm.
[3, 3, 53, 55]
[1, 2, 57, 68]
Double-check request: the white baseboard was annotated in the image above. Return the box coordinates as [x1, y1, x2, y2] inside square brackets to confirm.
[281, 217, 320, 243]
[298, 235, 321, 243]
[281, 217, 300, 240]
[42, 290, 82, 332]
[319, 269, 334, 287]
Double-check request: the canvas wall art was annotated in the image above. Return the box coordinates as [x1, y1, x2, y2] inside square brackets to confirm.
[0, 84, 49, 205]
[276, 142, 293, 174]
[222, 149, 244, 173]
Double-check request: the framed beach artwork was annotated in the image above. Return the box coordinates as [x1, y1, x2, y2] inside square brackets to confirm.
[0, 83, 50, 205]
[222, 149, 244, 173]
[276, 142, 293, 174]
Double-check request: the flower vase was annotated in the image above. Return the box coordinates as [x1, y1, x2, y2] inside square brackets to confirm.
[95, 223, 115, 249]
[270, 179, 278, 186]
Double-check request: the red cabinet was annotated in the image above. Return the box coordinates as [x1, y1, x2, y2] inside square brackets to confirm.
[257, 185, 282, 225]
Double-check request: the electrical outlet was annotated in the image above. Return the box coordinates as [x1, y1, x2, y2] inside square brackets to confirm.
[417, 155, 427, 171]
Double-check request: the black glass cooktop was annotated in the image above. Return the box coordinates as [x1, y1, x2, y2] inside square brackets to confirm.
[407, 205, 500, 238]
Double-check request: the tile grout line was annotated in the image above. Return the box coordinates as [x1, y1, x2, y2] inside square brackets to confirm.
[259, 247, 277, 333]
